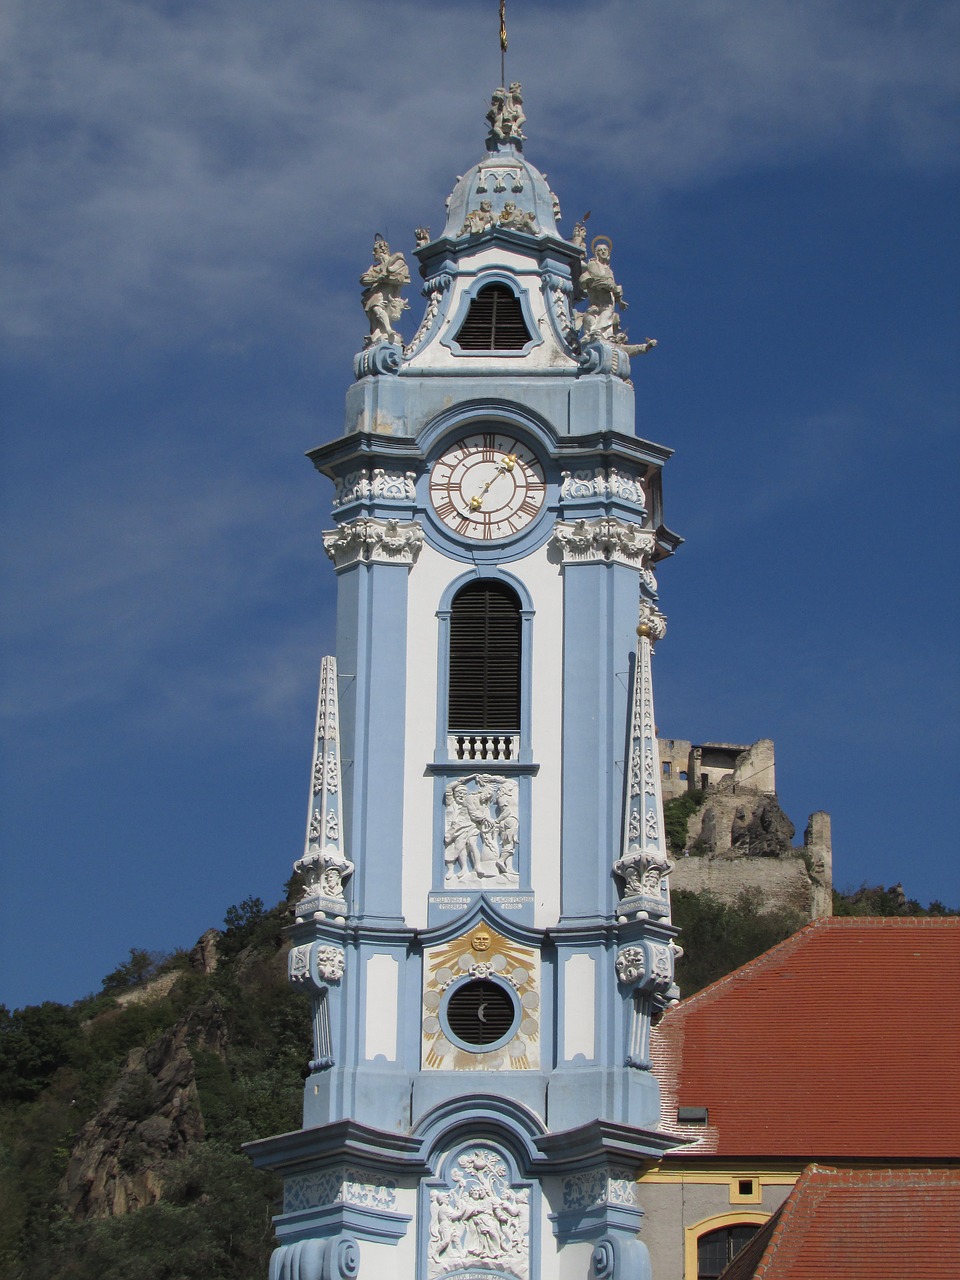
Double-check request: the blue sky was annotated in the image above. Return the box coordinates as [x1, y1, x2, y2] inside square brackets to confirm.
[2, 0, 958, 1010]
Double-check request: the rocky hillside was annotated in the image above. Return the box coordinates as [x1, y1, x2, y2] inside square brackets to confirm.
[0, 878, 954, 1279]
[0, 891, 310, 1280]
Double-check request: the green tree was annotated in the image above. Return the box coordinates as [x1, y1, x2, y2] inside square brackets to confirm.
[0, 1003, 83, 1104]
[671, 888, 806, 997]
[662, 789, 705, 855]
[101, 949, 168, 995]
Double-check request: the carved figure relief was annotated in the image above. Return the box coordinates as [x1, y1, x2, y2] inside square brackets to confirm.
[575, 236, 657, 356]
[486, 82, 526, 144]
[360, 235, 410, 347]
[428, 1148, 529, 1279]
[443, 774, 519, 887]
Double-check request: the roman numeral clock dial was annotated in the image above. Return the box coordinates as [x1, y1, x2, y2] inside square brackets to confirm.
[429, 433, 546, 541]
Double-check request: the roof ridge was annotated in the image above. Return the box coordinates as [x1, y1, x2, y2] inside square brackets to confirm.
[665, 918, 827, 1015]
[665, 915, 960, 1018]
[751, 1163, 820, 1278]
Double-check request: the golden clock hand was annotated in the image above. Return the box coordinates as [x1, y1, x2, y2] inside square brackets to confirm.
[465, 454, 519, 512]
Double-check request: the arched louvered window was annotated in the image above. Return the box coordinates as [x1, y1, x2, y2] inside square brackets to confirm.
[697, 1225, 762, 1279]
[454, 283, 532, 351]
[448, 581, 521, 759]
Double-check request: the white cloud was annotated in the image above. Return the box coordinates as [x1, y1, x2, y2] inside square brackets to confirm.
[3, 0, 956, 347]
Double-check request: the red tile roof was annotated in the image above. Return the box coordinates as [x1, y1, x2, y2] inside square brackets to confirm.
[651, 917, 960, 1158]
[718, 1164, 960, 1280]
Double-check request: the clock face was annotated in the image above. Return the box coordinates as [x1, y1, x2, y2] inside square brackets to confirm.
[429, 431, 546, 541]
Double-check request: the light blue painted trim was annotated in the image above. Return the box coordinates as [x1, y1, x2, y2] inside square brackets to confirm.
[440, 271, 544, 358]
[417, 894, 546, 951]
[401, 271, 454, 361]
[412, 1092, 546, 1165]
[275, 1203, 411, 1245]
[559, 561, 641, 922]
[436, 565, 536, 614]
[335, 561, 410, 925]
[550, 1201, 645, 1244]
[416, 400, 557, 458]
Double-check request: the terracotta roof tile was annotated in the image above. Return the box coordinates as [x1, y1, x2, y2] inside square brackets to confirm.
[718, 1164, 960, 1279]
[651, 917, 960, 1158]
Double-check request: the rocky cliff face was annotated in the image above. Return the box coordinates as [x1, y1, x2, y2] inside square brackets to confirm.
[61, 999, 227, 1219]
[672, 788, 832, 921]
[693, 790, 796, 858]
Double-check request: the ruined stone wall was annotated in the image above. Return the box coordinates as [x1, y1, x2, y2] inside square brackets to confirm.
[670, 810, 833, 920]
[657, 736, 775, 801]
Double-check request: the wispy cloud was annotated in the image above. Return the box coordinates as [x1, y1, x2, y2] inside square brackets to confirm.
[4, 0, 956, 348]
[0, 438, 329, 731]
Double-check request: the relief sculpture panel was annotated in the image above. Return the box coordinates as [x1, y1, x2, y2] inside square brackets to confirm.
[443, 774, 519, 889]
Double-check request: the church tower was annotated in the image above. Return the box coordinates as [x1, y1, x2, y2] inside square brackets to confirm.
[248, 86, 683, 1280]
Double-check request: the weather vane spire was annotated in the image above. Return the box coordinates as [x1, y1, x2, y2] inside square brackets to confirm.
[499, 0, 507, 88]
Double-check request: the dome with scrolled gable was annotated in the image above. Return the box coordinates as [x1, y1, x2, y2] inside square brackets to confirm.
[440, 86, 561, 241]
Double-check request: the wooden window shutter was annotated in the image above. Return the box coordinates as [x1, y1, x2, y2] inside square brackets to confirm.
[454, 284, 531, 351]
[448, 581, 521, 732]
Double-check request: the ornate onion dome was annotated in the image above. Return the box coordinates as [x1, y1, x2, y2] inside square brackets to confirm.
[441, 85, 561, 240]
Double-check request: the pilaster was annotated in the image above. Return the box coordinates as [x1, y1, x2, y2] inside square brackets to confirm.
[326, 517, 422, 925]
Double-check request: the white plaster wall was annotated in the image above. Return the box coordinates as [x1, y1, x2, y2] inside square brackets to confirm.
[563, 953, 596, 1061]
[404, 243, 576, 374]
[401, 540, 564, 929]
[364, 953, 399, 1060]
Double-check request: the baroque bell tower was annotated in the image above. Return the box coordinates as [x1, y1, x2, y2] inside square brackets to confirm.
[248, 85, 683, 1280]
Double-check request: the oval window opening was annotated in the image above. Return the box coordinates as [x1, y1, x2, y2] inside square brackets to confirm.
[445, 979, 517, 1047]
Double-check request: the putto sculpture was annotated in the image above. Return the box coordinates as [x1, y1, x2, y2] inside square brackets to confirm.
[486, 81, 526, 144]
[498, 201, 537, 233]
[576, 236, 657, 356]
[459, 200, 496, 236]
[360, 235, 410, 347]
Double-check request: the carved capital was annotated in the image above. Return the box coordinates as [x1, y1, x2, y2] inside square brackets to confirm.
[314, 944, 345, 983]
[551, 517, 657, 567]
[637, 600, 667, 642]
[615, 946, 646, 986]
[332, 468, 417, 508]
[613, 848, 675, 905]
[323, 518, 424, 568]
[560, 466, 647, 512]
[288, 942, 345, 990]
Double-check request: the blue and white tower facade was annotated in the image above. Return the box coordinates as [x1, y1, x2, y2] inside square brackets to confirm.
[248, 88, 683, 1280]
